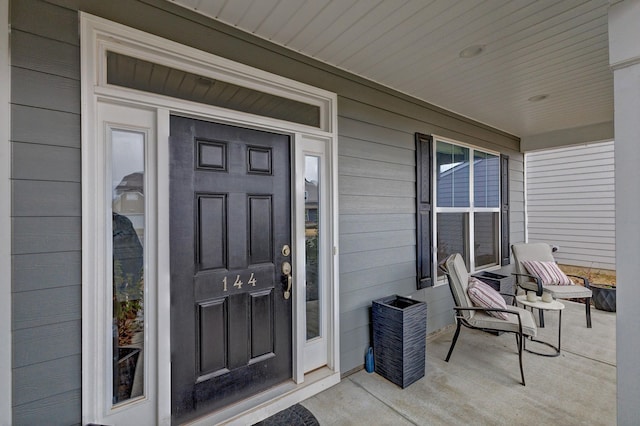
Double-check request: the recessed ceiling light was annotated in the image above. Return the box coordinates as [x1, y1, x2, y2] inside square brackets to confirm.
[459, 44, 485, 58]
[528, 94, 549, 102]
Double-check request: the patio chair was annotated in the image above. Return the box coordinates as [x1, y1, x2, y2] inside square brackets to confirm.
[440, 254, 537, 386]
[511, 243, 592, 328]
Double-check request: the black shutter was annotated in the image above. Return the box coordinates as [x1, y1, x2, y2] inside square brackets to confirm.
[500, 154, 510, 265]
[415, 133, 433, 289]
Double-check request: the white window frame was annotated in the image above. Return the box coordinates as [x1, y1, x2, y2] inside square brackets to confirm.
[433, 136, 502, 285]
[81, 13, 340, 425]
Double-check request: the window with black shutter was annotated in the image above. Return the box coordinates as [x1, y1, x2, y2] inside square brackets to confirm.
[415, 133, 509, 289]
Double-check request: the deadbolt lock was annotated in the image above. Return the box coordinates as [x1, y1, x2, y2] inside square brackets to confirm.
[282, 244, 291, 257]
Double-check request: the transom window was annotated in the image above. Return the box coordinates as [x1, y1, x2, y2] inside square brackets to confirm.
[435, 139, 500, 275]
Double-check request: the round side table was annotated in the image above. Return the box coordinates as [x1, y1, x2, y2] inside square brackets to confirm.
[516, 295, 565, 357]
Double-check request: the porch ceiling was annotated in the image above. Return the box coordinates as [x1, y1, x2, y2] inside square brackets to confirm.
[169, 0, 613, 139]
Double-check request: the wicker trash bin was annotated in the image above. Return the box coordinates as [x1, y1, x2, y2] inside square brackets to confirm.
[372, 295, 427, 388]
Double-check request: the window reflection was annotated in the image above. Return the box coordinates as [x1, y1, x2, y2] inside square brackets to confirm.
[111, 130, 145, 404]
[437, 142, 470, 207]
[474, 212, 499, 268]
[305, 156, 320, 340]
[474, 151, 500, 208]
[437, 212, 469, 276]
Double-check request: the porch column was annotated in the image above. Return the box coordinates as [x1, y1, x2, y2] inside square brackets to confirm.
[609, 1, 640, 424]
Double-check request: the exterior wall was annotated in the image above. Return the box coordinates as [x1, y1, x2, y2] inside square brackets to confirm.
[9, 0, 523, 423]
[10, 0, 82, 423]
[526, 142, 615, 269]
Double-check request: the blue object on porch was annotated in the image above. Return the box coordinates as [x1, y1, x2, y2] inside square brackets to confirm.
[365, 347, 375, 373]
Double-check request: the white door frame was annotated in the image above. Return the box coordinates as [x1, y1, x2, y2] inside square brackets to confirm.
[81, 14, 340, 425]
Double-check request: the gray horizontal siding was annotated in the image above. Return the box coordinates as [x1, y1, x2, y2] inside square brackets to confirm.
[9, 1, 525, 422]
[12, 389, 81, 426]
[10, 0, 82, 424]
[12, 105, 80, 148]
[12, 217, 81, 254]
[337, 101, 524, 372]
[526, 141, 615, 269]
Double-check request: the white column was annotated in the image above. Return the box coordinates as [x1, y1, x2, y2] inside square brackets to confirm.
[0, 0, 12, 424]
[609, 1, 640, 424]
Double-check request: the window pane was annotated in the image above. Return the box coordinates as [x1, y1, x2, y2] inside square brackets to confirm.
[474, 151, 500, 208]
[474, 212, 499, 268]
[437, 212, 469, 275]
[437, 142, 469, 207]
[305, 156, 320, 340]
[112, 130, 145, 404]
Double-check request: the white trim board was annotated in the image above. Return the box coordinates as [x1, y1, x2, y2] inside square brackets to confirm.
[81, 13, 340, 426]
[0, 0, 12, 423]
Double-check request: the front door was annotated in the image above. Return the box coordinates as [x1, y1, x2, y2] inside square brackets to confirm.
[169, 116, 292, 423]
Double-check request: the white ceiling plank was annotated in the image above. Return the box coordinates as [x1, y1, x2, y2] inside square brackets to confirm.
[236, 0, 282, 31]
[253, 0, 304, 40]
[426, 29, 609, 104]
[319, 0, 430, 65]
[269, 0, 332, 47]
[284, 0, 360, 51]
[335, 0, 465, 72]
[168, 0, 613, 137]
[301, 0, 390, 57]
[392, 1, 605, 90]
[217, 0, 254, 26]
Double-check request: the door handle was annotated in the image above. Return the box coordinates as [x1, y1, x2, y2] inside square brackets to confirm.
[282, 261, 292, 299]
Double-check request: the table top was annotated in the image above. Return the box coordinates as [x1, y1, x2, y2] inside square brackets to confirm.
[516, 295, 565, 311]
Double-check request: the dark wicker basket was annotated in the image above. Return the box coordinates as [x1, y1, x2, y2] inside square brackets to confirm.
[372, 295, 427, 388]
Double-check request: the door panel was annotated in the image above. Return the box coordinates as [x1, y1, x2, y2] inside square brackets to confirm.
[170, 116, 291, 424]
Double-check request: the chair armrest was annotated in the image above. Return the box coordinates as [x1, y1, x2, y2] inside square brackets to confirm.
[566, 274, 590, 288]
[511, 273, 544, 295]
[453, 305, 521, 316]
[452, 306, 525, 334]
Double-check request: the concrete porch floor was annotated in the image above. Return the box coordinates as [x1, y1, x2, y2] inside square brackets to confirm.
[301, 301, 616, 425]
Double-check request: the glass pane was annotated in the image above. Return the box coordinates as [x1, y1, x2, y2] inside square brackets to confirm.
[474, 151, 500, 207]
[436, 142, 470, 207]
[305, 156, 320, 340]
[474, 212, 499, 269]
[112, 129, 145, 404]
[437, 213, 469, 276]
[107, 51, 321, 128]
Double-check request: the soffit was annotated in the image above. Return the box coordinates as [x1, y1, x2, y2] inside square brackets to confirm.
[169, 0, 612, 138]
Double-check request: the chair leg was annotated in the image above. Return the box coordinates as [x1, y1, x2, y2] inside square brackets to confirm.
[586, 297, 592, 328]
[517, 332, 525, 386]
[538, 309, 545, 328]
[445, 321, 462, 362]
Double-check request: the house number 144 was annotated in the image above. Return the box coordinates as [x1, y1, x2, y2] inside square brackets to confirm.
[222, 273, 257, 291]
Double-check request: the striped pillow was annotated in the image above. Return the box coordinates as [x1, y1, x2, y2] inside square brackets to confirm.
[467, 277, 509, 320]
[521, 260, 572, 285]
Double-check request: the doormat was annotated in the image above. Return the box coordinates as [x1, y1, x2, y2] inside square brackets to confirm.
[252, 404, 320, 426]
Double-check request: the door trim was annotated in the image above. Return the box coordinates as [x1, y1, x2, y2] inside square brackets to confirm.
[81, 14, 339, 425]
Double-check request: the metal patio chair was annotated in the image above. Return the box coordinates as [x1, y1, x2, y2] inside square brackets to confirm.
[440, 254, 538, 385]
[511, 243, 592, 328]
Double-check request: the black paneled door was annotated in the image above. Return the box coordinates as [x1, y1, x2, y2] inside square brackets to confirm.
[169, 116, 292, 423]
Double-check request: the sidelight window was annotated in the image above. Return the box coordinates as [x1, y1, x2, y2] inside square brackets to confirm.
[110, 129, 146, 405]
